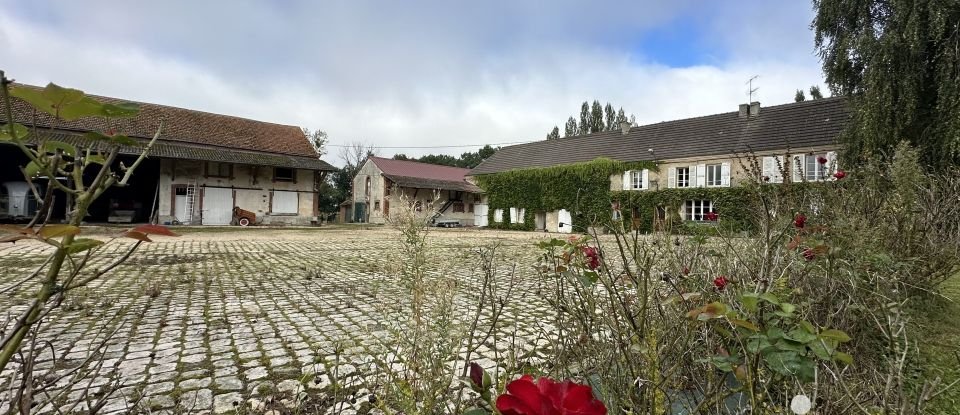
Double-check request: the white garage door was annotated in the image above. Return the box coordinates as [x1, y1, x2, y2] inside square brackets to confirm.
[474, 203, 488, 227]
[202, 187, 233, 225]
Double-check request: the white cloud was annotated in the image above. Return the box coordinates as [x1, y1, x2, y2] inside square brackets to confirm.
[0, 1, 826, 167]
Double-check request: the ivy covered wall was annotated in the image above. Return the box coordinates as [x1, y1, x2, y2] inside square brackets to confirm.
[473, 158, 755, 233]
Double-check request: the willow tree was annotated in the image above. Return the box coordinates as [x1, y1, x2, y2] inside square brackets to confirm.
[813, 0, 960, 169]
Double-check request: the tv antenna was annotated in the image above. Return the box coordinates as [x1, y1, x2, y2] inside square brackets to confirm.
[746, 75, 759, 102]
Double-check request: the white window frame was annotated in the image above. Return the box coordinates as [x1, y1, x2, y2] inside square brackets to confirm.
[493, 208, 504, 223]
[684, 199, 715, 221]
[676, 167, 691, 188]
[510, 207, 525, 224]
[631, 170, 643, 190]
[705, 164, 723, 187]
[805, 154, 827, 181]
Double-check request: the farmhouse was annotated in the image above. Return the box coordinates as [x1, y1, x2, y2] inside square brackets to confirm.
[468, 98, 850, 232]
[351, 156, 484, 226]
[1, 85, 335, 225]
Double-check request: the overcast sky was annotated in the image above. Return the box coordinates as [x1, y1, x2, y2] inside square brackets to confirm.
[0, 1, 826, 166]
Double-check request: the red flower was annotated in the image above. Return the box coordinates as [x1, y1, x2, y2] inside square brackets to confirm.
[793, 214, 807, 229]
[496, 375, 607, 415]
[713, 275, 729, 290]
[469, 362, 484, 389]
[581, 247, 601, 270]
[833, 169, 846, 179]
[704, 211, 718, 221]
[817, 156, 828, 164]
[802, 248, 816, 261]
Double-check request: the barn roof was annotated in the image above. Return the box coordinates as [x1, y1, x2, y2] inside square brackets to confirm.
[369, 157, 481, 193]
[3, 83, 335, 171]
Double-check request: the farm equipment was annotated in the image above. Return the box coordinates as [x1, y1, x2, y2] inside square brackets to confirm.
[232, 206, 258, 226]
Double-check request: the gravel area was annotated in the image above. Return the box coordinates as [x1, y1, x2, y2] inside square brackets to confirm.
[0, 226, 555, 414]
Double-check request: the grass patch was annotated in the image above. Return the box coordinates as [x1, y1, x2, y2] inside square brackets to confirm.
[920, 271, 960, 413]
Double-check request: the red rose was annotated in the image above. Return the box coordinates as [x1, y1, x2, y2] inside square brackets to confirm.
[713, 275, 729, 290]
[581, 247, 601, 270]
[704, 211, 718, 221]
[833, 169, 846, 179]
[793, 214, 807, 229]
[817, 156, 828, 164]
[496, 375, 607, 415]
[469, 362, 484, 389]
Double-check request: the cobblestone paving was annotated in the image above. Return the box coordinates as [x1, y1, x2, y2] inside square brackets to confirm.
[0, 228, 554, 414]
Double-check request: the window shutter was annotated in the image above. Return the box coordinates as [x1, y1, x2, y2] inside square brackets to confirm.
[667, 167, 676, 188]
[792, 155, 805, 182]
[622, 171, 631, 190]
[641, 169, 649, 190]
[696, 164, 706, 187]
[721, 162, 731, 187]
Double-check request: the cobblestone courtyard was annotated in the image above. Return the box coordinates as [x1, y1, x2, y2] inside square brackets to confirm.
[0, 227, 551, 414]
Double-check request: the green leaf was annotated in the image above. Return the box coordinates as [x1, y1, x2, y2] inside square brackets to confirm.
[780, 302, 796, 315]
[41, 141, 77, 157]
[66, 238, 104, 254]
[87, 155, 107, 165]
[463, 409, 490, 415]
[729, 318, 759, 332]
[758, 293, 781, 305]
[38, 225, 81, 239]
[23, 160, 43, 178]
[833, 351, 854, 365]
[0, 123, 29, 141]
[799, 320, 816, 334]
[11, 83, 139, 120]
[579, 270, 599, 287]
[819, 329, 852, 342]
[741, 294, 759, 313]
[809, 340, 835, 360]
[786, 328, 818, 343]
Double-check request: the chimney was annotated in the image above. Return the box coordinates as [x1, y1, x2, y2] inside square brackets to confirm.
[750, 101, 761, 116]
[738, 104, 749, 118]
[619, 121, 631, 135]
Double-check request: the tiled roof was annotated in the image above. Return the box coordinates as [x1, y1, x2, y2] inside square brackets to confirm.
[6, 83, 320, 158]
[14, 131, 336, 171]
[370, 157, 481, 193]
[470, 97, 850, 175]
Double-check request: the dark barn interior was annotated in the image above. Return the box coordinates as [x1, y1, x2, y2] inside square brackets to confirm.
[0, 146, 160, 224]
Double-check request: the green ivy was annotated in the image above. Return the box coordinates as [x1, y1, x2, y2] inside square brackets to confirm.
[612, 187, 755, 234]
[474, 158, 755, 233]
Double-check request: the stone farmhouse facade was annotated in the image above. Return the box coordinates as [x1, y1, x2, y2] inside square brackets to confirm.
[2, 84, 335, 226]
[468, 98, 849, 232]
[351, 156, 484, 226]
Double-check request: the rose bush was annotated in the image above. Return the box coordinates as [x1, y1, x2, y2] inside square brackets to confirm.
[495, 375, 607, 415]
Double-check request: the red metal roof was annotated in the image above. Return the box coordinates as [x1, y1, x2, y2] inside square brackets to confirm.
[370, 156, 473, 182]
[369, 156, 480, 192]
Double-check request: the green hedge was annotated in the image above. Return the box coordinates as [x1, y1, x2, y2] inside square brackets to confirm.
[475, 158, 766, 233]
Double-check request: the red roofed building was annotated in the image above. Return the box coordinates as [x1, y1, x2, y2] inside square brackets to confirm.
[350, 156, 486, 226]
